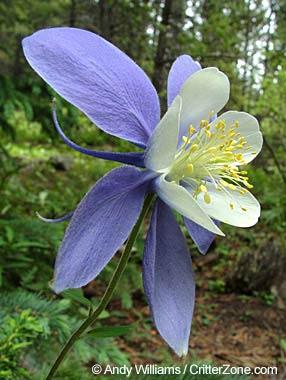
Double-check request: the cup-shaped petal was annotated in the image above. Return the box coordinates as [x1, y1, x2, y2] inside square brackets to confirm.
[155, 175, 224, 236]
[144, 96, 182, 172]
[209, 111, 263, 163]
[179, 67, 230, 138]
[189, 183, 260, 227]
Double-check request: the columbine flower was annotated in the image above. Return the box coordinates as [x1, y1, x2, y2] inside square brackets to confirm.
[22, 28, 262, 356]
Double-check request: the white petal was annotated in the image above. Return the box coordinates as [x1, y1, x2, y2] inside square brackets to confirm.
[145, 96, 182, 171]
[155, 175, 224, 236]
[192, 183, 260, 227]
[242, 132, 263, 163]
[179, 67, 230, 136]
[210, 111, 263, 163]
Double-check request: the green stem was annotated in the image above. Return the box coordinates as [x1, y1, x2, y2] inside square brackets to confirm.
[45, 193, 154, 380]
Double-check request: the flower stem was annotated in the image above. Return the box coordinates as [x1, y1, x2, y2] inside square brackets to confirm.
[45, 193, 155, 380]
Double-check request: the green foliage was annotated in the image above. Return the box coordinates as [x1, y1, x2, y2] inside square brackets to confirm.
[254, 291, 276, 306]
[0, 309, 43, 380]
[0, 290, 129, 378]
[280, 339, 286, 353]
[208, 279, 226, 294]
[102, 256, 143, 310]
[0, 219, 63, 291]
[249, 167, 286, 233]
[62, 289, 94, 308]
[0, 290, 72, 343]
[0, 144, 21, 194]
[87, 325, 134, 338]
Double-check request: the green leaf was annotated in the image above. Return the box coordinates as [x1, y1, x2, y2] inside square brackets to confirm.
[62, 289, 93, 308]
[87, 325, 133, 338]
[13, 241, 49, 249]
[281, 339, 286, 352]
[97, 310, 110, 319]
[5, 226, 14, 243]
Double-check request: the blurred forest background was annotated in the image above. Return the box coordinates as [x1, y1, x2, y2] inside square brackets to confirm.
[0, 0, 286, 379]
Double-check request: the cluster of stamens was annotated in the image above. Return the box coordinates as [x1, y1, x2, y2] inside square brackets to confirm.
[168, 117, 257, 211]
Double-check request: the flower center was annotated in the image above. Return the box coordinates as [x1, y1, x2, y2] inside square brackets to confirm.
[167, 118, 256, 210]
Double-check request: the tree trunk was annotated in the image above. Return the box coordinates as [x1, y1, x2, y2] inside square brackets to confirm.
[69, 0, 77, 27]
[152, 0, 173, 96]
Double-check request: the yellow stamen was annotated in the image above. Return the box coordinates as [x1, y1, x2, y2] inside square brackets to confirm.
[188, 125, 196, 135]
[199, 184, 207, 193]
[190, 144, 198, 153]
[205, 129, 212, 138]
[204, 193, 211, 204]
[200, 120, 209, 128]
[167, 117, 256, 202]
[227, 183, 236, 190]
[186, 163, 194, 174]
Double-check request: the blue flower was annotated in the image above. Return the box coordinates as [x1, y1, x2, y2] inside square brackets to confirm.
[22, 28, 262, 356]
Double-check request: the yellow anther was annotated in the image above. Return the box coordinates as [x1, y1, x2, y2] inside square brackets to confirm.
[220, 179, 228, 187]
[215, 120, 226, 130]
[190, 144, 198, 152]
[204, 193, 211, 204]
[169, 112, 256, 198]
[200, 120, 209, 128]
[235, 153, 244, 161]
[186, 163, 194, 174]
[199, 184, 207, 193]
[244, 182, 253, 189]
[227, 183, 236, 190]
[188, 125, 196, 135]
[241, 207, 247, 212]
[230, 202, 235, 210]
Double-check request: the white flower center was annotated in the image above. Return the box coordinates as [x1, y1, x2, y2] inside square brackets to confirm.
[167, 118, 256, 211]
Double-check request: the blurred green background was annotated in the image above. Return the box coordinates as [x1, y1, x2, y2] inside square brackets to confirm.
[0, 0, 285, 379]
